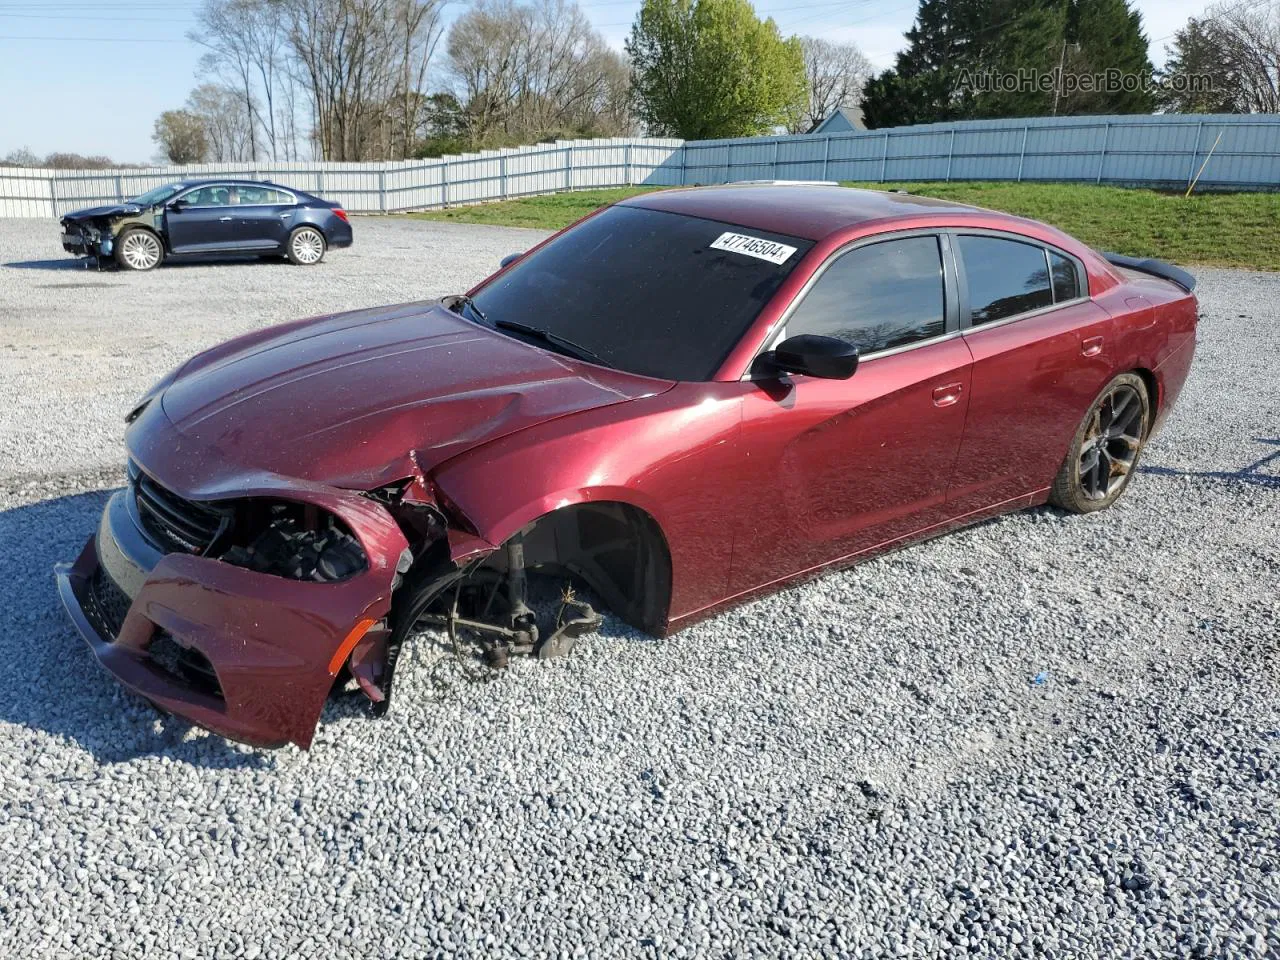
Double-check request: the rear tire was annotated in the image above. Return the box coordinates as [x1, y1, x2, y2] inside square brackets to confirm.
[115, 228, 164, 271]
[286, 226, 326, 265]
[1049, 373, 1150, 513]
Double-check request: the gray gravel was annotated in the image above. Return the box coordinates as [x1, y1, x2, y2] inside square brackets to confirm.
[1, 217, 1277, 959]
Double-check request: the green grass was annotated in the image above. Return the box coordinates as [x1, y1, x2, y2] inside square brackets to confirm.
[407, 180, 1280, 271]
[407, 187, 663, 229]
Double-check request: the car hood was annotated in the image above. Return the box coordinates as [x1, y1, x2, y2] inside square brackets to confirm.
[62, 203, 143, 222]
[151, 300, 672, 490]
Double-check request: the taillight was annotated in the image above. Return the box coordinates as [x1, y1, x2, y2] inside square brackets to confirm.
[333, 208, 349, 223]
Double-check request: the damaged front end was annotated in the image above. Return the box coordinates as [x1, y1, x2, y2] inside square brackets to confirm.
[55, 455, 418, 749]
[60, 205, 152, 266]
[54, 452, 607, 749]
[60, 216, 116, 262]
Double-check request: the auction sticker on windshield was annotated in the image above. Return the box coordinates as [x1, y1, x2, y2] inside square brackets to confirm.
[709, 232, 798, 265]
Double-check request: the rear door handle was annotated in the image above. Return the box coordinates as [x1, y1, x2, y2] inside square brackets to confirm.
[218, 216, 234, 222]
[1081, 335, 1104, 357]
[932, 382, 964, 407]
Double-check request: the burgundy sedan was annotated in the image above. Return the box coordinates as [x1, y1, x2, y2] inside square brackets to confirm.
[56, 185, 1197, 748]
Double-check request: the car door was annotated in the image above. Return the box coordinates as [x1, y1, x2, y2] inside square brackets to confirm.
[165, 185, 238, 252]
[946, 232, 1117, 513]
[731, 233, 974, 594]
[229, 186, 296, 250]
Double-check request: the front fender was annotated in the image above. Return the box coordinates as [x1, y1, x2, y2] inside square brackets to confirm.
[428, 383, 746, 620]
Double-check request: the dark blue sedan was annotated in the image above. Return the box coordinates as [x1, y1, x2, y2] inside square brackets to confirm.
[59, 179, 354, 271]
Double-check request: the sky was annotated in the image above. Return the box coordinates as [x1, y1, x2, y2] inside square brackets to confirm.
[0, 0, 1213, 163]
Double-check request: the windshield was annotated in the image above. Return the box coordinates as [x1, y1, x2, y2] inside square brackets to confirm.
[469, 205, 813, 381]
[129, 183, 184, 207]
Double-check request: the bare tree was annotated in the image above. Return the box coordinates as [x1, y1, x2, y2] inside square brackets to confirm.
[791, 36, 872, 133]
[1210, 0, 1280, 112]
[2, 147, 41, 167]
[187, 83, 258, 161]
[191, 0, 312, 161]
[275, 0, 448, 160]
[447, 0, 631, 145]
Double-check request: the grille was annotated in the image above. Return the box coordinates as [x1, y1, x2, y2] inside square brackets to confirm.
[149, 632, 223, 699]
[128, 461, 227, 555]
[85, 566, 132, 639]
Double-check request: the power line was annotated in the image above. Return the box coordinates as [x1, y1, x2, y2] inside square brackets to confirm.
[0, 34, 179, 41]
[0, 13, 194, 21]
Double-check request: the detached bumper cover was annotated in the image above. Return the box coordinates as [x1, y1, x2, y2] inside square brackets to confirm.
[56, 483, 403, 749]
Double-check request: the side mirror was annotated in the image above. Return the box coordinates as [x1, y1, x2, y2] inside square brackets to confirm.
[763, 334, 859, 380]
[167, 198, 189, 212]
[500, 252, 523, 269]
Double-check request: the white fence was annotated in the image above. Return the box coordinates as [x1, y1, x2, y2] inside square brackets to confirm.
[0, 138, 683, 218]
[4, 114, 1280, 219]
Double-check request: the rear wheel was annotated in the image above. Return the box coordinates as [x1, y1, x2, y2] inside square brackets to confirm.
[286, 226, 326, 265]
[115, 228, 164, 271]
[1050, 373, 1150, 513]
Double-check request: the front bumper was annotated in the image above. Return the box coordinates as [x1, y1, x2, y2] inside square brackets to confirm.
[55, 486, 396, 749]
[61, 224, 112, 258]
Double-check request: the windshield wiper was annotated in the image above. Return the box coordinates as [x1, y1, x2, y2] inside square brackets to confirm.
[447, 294, 489, 324]
[493, 319, 607, 367]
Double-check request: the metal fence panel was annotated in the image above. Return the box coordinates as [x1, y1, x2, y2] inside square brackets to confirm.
[3, 117, 1279, 220]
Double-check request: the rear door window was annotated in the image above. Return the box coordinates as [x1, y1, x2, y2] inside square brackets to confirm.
[239, 186, 293, 205]
[958, 235, 1054, 326]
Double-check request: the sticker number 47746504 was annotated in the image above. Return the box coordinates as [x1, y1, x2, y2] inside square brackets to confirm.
[709, 232, 797, 265]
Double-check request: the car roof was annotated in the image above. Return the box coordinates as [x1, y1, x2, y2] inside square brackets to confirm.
[621, 183, 994, 242]
[177, 178, 300, 191]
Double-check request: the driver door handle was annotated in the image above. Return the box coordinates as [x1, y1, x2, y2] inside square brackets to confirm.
[218, 216, 234, 222]
[932, 382, 964, 407]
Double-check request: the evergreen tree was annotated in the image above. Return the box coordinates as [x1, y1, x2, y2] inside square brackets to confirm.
[1059, 0, 1154, 114]
[1156, 18, 1248, 113]
[860, 0, 1153, 127]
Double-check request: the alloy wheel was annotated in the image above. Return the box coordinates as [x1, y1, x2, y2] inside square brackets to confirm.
[1078, 383, 1145, 500]
[291, 229, 325, 264]
[121, 231, 161, 270]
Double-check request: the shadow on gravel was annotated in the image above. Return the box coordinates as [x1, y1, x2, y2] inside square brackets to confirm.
[5, 255, 278, 272]
[1140, 437, 1280, 490]
[3, 258, 98, 271]
[0, 489, 270, 770]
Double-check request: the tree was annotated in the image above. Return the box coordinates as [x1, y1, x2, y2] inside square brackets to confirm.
[447, 0, 631, 145]
[627, 0, 806, 139]
[153, 110, 210, 164]
[279, 0, 450, 160]
[187, 83, 258, 160]
[792, 37, 872, 133]
[2, 147, 40, 167]
[1057, 0, 1154, 115]
[41, 153, 116, 169]
[861, 0, 1154, 127]
[1213, 0, 1280, 112]
[1160, 1, 1280, 114]
[861, 0, 986, 128]
[1158, 18, 1247, 112]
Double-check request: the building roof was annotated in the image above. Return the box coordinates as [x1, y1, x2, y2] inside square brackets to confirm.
[808, 105, 865, 134]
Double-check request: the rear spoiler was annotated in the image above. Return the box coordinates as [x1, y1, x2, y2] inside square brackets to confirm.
[1100, 251, 1196, 293]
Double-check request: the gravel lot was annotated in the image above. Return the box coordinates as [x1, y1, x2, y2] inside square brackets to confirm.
[1, 216, 1277, 959]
